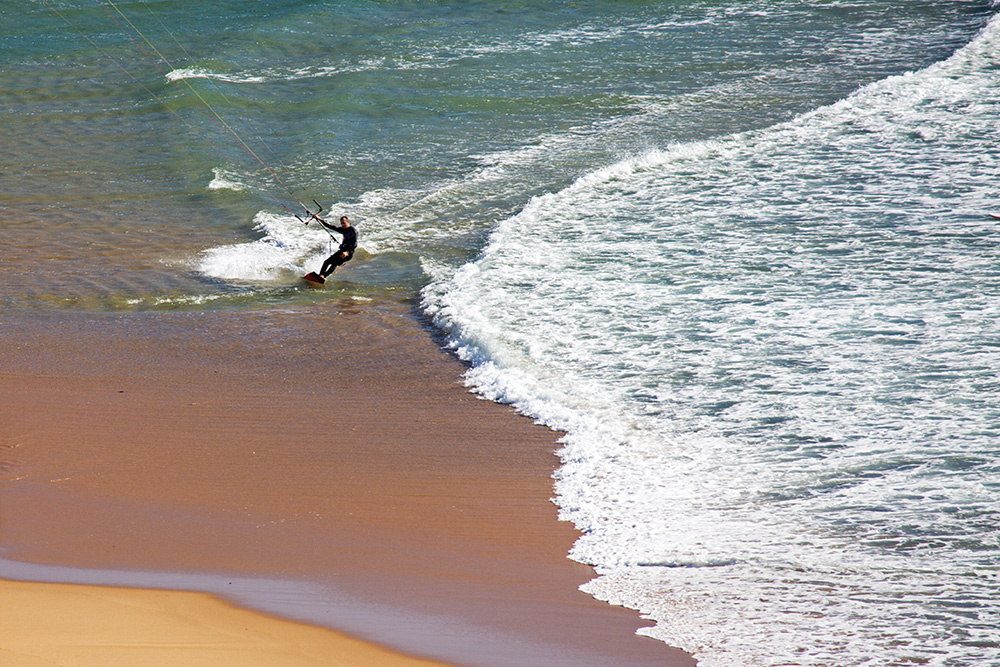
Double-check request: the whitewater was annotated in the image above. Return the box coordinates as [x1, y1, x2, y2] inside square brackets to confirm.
[423, 13, 1000, 667]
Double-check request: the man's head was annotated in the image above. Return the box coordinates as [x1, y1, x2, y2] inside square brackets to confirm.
[340, 216, 350, 226]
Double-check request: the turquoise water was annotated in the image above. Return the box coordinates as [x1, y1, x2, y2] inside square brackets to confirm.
[5, 2, 1000, 665]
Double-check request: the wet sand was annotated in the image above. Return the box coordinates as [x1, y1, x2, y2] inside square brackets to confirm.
[0, 302, 694, 666]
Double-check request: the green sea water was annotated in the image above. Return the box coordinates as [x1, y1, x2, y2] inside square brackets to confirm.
[4, 1, 990, 311]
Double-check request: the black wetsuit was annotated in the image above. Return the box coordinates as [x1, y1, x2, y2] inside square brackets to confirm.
[319, 223, 357, 278]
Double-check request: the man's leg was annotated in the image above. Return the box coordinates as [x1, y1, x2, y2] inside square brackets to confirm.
[320, 252, 345, 278]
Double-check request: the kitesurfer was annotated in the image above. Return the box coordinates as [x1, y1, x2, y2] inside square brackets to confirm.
[317, 215, 357, 278]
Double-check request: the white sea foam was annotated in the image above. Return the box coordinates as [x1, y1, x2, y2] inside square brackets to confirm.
[424, 13, 1000, 667]
[167, 67, 268, 84]
[196, 211, 331, 281]
[208, 167, 247, 191]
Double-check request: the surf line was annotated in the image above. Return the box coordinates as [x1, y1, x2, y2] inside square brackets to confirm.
[41, 0, 322, 223]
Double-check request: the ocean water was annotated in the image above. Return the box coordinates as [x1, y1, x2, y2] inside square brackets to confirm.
[5, 1, 1000, 665]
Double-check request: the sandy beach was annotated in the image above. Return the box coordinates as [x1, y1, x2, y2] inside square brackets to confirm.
[0, 302, 693, 666]
[0, 579, 444, 667]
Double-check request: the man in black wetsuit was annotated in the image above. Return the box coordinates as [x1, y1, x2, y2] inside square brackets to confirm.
[317, 215, 357, 278]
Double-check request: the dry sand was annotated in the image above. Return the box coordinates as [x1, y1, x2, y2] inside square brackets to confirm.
[0, 302, 694, 666]
[0, 579, 445, 667]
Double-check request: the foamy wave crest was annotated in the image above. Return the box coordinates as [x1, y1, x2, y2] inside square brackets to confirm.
[197, 211, 329, 281]
[425, 12, 1000, 667]
[208, 167, 248, 191]
[167, 61, 393, 85]
[166, 67, 267, 84]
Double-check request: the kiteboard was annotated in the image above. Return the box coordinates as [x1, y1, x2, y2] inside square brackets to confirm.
[302, 271, 325, 285]
[989, 212, 1000, 220]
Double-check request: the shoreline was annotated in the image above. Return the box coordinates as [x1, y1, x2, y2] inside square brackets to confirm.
[0, 303, 693, 666]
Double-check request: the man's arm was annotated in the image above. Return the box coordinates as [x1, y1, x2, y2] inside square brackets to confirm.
[316, 217, 341, 235]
